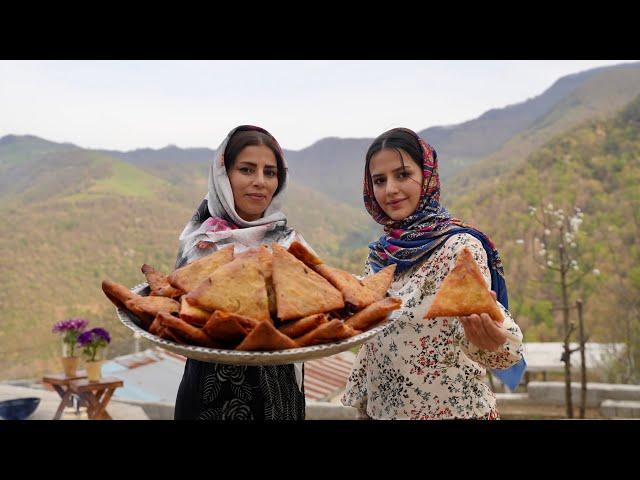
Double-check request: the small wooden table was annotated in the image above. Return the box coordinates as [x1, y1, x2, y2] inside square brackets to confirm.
[68, 378, 124, 420]
[42, 372, 88, 420]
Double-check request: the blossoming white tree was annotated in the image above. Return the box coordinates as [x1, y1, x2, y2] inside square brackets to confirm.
[527, 202, 598, 418]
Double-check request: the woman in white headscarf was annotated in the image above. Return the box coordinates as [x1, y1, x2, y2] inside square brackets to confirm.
[174, 125, 307, 420]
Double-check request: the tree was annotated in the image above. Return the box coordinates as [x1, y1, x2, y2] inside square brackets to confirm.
[527, 202, 597, 418]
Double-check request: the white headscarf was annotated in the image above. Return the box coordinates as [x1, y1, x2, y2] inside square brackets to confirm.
[176, 125, 299, 268]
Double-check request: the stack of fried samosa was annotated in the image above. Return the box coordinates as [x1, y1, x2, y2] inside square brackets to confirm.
[102, 241, 401, 351]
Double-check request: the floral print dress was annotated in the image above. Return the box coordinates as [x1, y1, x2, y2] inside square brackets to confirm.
[341, 233, 523, 420]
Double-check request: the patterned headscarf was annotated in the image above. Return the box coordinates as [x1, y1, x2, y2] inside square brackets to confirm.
[364, 128, 526, 389]
[364, 128, 507, 305]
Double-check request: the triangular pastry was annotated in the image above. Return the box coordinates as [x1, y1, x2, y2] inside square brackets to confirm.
[236, 320, 299, 351]
[361, 264, 396, 300]
[184, 255, 271, 323]
[271, 243, 344, 321]
[167, 244, 234, 293]
[424, 247, 504, 323]
[314, 264, 378, 309]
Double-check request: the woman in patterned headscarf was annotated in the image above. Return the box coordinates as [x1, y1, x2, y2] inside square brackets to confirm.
[174, 125, 308, 420]
[342, 127, 526, 420]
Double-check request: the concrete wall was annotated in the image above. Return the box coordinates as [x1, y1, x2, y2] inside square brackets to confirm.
[115, 398, 176, 420]
[527, 381, 640, 408]
[305, 401, 358, 420]
[600, 400, 640, 419]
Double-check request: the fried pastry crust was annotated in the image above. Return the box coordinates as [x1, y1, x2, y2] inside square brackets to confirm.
[295, 319, 359, 347]
[167, 244, 234, 293]
[287, 240, 323, 267]
[314, 264, 378, 310]
[156, 311, 220, 348]
[424, 247, 504, 323]
[277, 313, 329, 338]
[124, 295, 181, 329]
[271, 243, 344, 321]
[141, 264, 184, 298]
[179, 298, 211, 327]
[102, 279, 136, 311]
[203, 310, 260, 343]
[361, 264, 396, 300]
[344, 297, 402, 331]
[184, 255, 271, 323]
[236, 320, 299, 351]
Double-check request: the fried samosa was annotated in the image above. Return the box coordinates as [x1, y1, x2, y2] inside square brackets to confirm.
[271, 243, 344, 321]
[361, 264, 396, 300]
[102, 279, 136, 311]
[344, 297, 402, 331]
[179, 298, 211, 327]
[295, 319, 359, 347]
[235, 245, 273, 279]
[141, 264, 184, 298]
[203, 310, 260, 343]
[184, 255, 271, 323]
[155, 311, 220, 348]
[277, 313, 329, 339]
[287, 240, 323, 267]
[424, 247, 504, 323]
[235, 246, 277, 317]
[167, 244, 234, 293]
[236, 320, 299, 351]
[149, 315, 184, 343]
[314, 264, 378, 310]
[124, 295, 181, 329]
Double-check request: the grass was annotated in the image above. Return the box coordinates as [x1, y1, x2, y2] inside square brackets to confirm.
[63, 158, 167, 202]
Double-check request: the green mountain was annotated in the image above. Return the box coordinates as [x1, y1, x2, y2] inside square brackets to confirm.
[416, 63, 635, 174]
[0, 138, 375, 380]
[447, 64, 640, 198]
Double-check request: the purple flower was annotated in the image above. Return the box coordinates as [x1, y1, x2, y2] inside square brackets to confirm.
[92, 328, 111, 343]
[78, 327, 111, 362]
[53, 318, 89, 357]
[77, 331, 94, 347]
[52, 318, 89, 334]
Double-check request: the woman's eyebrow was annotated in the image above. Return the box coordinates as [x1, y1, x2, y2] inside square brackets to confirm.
[236, 161, 257, 167]
[372, 165, 412, 177]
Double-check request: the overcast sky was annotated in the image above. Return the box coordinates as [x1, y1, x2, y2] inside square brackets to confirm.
[1, 60, 637, 152]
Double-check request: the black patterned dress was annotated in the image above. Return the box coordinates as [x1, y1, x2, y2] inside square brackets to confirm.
[174, 360, 306, 420]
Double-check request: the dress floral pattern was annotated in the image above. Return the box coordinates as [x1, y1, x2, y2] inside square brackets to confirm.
[341, 233, 523, 420]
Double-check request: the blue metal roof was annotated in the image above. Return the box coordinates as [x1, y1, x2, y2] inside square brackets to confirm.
[101, 348, 186, 404]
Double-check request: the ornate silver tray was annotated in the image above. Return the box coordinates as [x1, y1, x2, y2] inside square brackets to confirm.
[116, 283, 401, 365]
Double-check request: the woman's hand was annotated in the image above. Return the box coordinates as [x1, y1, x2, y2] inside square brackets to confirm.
[459, 291, 507, 352]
